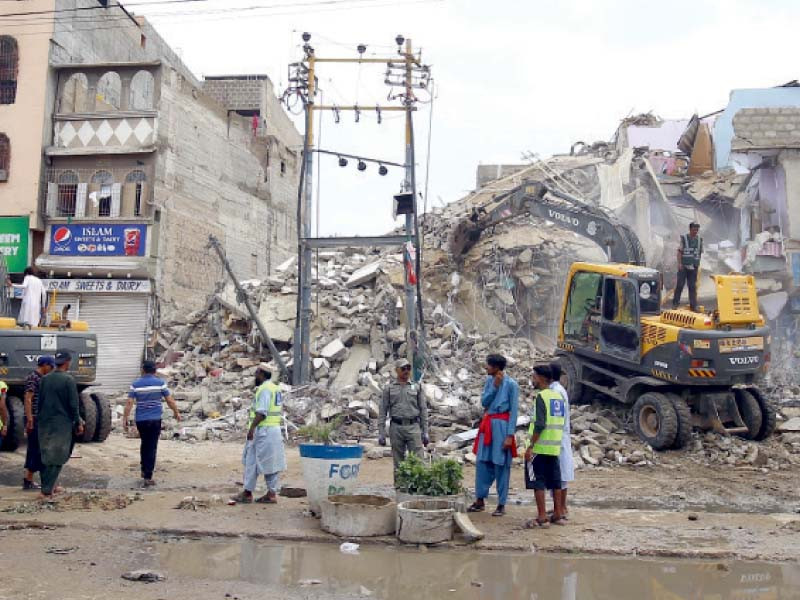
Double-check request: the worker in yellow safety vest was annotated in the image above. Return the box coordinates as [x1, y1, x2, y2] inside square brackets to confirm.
[230, 363, 286, 505]
[524, 364, 566, 528]
[0, 381, 8, 446]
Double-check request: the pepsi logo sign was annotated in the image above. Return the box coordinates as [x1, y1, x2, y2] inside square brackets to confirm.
[53, 227, 72, 245]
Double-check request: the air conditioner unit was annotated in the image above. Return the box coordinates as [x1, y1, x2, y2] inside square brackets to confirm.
[0, 169, 8, 182]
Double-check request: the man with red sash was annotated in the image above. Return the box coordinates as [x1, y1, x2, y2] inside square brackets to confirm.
[468, 354, 519, 516]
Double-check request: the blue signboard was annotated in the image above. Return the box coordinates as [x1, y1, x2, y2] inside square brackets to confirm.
[50, 224, 146, 257]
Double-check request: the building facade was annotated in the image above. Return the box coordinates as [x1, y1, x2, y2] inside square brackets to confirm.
[0, 1, 301, 390]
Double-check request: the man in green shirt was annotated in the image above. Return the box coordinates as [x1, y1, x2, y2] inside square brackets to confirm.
[37, 352, 84, 499]
[672, 222, 703, 312]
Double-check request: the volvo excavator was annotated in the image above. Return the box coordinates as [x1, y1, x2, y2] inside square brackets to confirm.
[451, 181, 775, 450]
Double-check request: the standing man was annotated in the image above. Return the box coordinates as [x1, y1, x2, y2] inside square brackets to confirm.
[123, 360, 181, 488]
[37, 352, 83, 500]
[378, 358, 429, 484]
[7, 267, 47, 327]
[231, 364, 286, 504]
[549, 362, 573, 521]
[468, 354, 519, 517]
[22, 355, 55, 491]
[525, 364, 566, 528]
[672, 222, 703, 312]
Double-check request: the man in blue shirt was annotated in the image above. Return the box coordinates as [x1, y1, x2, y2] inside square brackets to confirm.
[123, 360, 181, 487]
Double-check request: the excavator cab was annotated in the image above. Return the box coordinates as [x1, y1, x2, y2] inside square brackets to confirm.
[560, 263, 662, 363]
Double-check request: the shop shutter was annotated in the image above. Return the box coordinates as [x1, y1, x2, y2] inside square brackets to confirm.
[75, 294, 150, 392]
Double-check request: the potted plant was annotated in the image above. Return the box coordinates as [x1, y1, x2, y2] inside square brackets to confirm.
[296, 417, 363, 515]
[395, 454, 464, 502]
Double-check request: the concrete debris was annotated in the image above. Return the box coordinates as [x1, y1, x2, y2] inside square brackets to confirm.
[121, 570, 166, 583]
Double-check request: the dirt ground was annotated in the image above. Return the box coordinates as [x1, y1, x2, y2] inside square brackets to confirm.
[0, 434, 799, 599]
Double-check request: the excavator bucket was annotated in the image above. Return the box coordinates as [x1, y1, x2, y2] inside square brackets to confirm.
[449, 217, 484, 258]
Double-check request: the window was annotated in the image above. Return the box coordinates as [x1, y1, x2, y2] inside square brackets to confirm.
[91, 170, 113, 216]
[0, 36, 18, 105]
[125, 170, 147, 217]
[603, 278, 638, 326]
[563, 271, 602, 341]
[280, 161, 286, 176]
[0, 134, 8, 181]
[57, 171, 79, 217]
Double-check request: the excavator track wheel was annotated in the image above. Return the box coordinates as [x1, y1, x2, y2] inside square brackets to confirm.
[558, 355, 588, 405]
[733, 389, 762, 440]
[747, 388, 777, 441]
[0, 396, 25, 452]
[92, 393, 112, 443]
[77, 393, 98, 443]
[632, 392, 678, 450]
[666, 394, 693, 450]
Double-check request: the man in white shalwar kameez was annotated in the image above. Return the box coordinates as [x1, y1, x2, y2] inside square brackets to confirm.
[231, 363, 286, 504]
[550, 362, 574, 521]
[11, 268, 46, 327]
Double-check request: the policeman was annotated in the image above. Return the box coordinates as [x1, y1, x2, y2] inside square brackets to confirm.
[378, 358, 429, 482]
[673, 222, 703, 312]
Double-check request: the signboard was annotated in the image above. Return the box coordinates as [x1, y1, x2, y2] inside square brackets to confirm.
[44, 279, 151, 294]
[50, 224, 146, 257]
[0, 216, 29, 272]
[718, 336, 764, 354]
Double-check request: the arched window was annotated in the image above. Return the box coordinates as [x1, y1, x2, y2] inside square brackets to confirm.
[125, 170, 146, 216]
[0, 36, 18, 105]
[57, 171, 79, 217]
[130, 70, 155, 110]
[96, 71, 121, 111]
[91, 170, 113, 216]
[0, 134, 9, 181]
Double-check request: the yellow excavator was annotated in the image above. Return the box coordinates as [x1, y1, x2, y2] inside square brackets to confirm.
[451, 181, 775, 449]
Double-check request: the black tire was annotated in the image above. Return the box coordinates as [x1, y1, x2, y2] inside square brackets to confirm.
[666, 393, 693, 450]
[632, 392, 678, 450]
[92, 392, 112, 443]
[748, 388, 777, 441]
[1, 396, 25, 452]
[77, 393, 97, 443]
[734, 389, 762, 440]
[558, 355, 588, 405]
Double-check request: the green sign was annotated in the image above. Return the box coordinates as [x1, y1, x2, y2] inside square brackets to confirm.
[0, 216, 29, 273]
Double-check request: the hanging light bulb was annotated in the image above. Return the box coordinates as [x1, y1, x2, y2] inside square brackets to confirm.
[378, 164, 388, 176]
[338, 156, 348, 167]
[357, 161, 367, 172]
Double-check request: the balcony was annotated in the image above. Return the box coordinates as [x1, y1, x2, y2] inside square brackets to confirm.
[44, 167, 154, 221]
[47, 61, 161, 156]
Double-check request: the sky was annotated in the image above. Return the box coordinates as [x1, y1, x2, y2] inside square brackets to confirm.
[131, 0, 800, 236]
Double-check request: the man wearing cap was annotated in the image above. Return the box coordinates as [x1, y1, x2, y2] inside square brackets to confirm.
[231, 363, 286, 504]
[378, 358, 429, 483]
[37, 352, 83, 499]
[21, 355, 55, 490]
[673, 222, 703, 312]
[123, 360, 181, 487]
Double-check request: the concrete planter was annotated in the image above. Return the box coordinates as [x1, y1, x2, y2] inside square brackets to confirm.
[298, 444, 363, 515]
[396, 499, 456, 544]
[395, 491, 468, 513]
[320, 495, 397, 537]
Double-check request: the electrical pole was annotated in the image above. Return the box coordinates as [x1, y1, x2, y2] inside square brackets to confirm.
[283, 33, 432, 385]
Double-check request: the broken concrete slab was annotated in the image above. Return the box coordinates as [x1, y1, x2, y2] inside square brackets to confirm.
[321, 338, 347, 361]
[332, 344, 372, 390]
[346, 261, 382, 288]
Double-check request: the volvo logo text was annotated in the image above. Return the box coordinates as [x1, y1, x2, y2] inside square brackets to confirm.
[729, 356, 759, 365]
[547, 209, 579, 227]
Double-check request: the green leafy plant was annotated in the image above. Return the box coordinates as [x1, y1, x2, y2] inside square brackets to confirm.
[395, 454, 463, 496]
[296, 416, 342, 444]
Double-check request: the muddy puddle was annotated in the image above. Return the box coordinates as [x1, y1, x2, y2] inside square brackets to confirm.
[156, 537, 800, 599]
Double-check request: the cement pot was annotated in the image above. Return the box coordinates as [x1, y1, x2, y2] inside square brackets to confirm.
[396, 499, 456, 544]
[320, 495, 397, 537]
[299, 444, 363, 515]
[395, 491, 468, 512]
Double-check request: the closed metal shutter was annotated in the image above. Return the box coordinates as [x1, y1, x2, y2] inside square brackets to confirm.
[75, 294, 150, 392]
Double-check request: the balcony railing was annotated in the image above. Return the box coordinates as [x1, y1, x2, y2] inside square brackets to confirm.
[44, 168, 153, 220]
[51, 112, 157, 154]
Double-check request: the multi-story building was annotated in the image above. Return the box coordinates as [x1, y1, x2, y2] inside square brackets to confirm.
[0, 1, 301, 389]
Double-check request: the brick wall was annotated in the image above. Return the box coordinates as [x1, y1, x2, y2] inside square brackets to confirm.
[732, 107, 800, 150]
[202, 78, 264, 111]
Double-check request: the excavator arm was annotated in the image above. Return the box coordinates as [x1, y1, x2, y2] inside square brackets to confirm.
[450, 181, 647, 266]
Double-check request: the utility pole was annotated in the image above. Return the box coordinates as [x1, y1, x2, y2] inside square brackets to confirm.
[283, 33, 432, 385]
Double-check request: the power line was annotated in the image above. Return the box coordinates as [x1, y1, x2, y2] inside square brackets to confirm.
[0, 0, 207, 19]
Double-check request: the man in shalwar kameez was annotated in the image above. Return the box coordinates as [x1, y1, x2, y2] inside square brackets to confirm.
[231, 364, 286, 504]
[467, 354, 519, 516]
